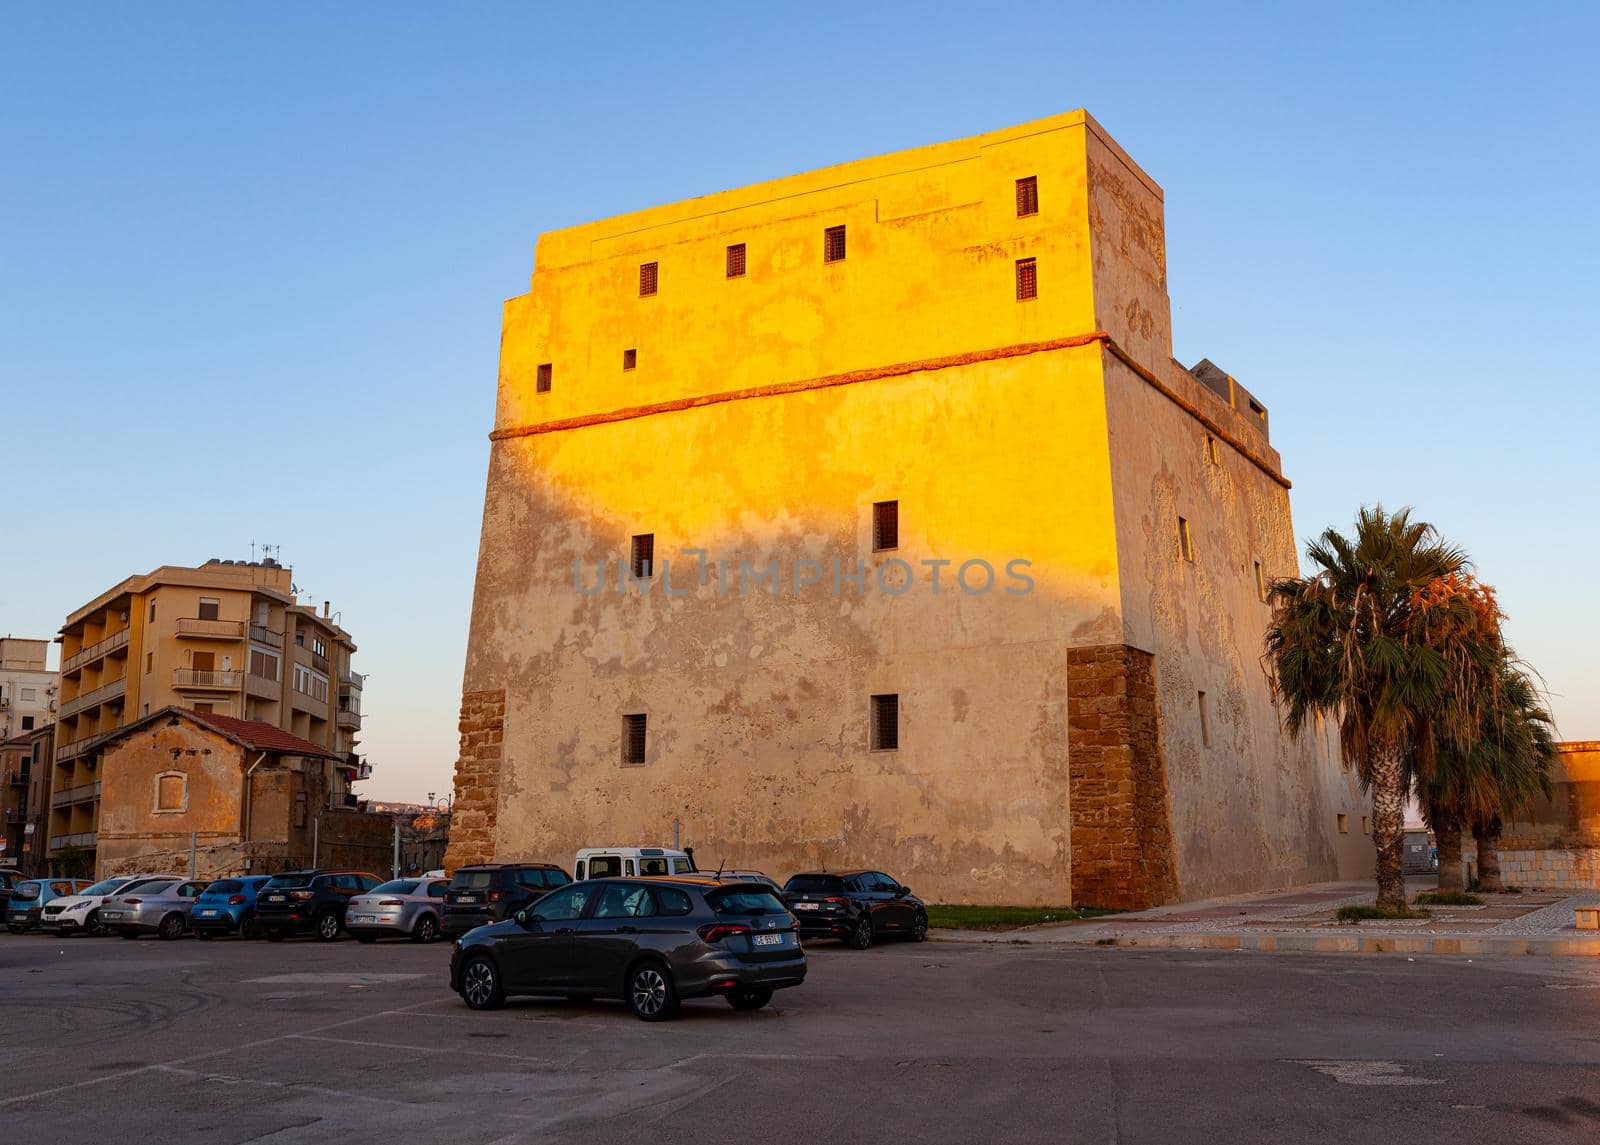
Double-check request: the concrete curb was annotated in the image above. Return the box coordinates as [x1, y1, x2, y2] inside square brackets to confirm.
[934, 931, 1600, 956]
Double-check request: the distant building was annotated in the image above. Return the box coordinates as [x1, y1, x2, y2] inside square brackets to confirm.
[0, 636, 57, 739]
[1498, 740, 1600, 889]
[1, 734, 33, 869]
[51, 559, 367, 872]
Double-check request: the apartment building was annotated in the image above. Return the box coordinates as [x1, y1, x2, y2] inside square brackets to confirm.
[0, 636, 57, 740]
[50, 559, 367, 871]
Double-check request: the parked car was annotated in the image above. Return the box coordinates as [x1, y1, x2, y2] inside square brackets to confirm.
[254, 869, 384, 941]
[0, 869, 24, 920]
[40, 874, 170, 936]
[347, 877, 451, 943]
[442, 863, 570, 937]
[574, 847, 696, 880]
[781, 870, 928, 949]
[188, 875, 274, 939]
[101, 878, 208, 939]
[6, 878, 93, 934]
[450, 877, 805, 1021]
[708, 869, 782, 893]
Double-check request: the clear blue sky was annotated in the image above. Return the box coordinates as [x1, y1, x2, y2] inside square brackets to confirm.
[3, 3, 1595, 801]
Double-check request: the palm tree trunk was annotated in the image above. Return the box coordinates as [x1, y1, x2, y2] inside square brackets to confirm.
[1369, 743, 1408, 911]
[1473, 823, 1504, 892]
[1435, 819, 1465, 892]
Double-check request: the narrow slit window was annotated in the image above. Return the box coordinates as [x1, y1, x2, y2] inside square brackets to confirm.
[1015, 257, 1037, 301]
[1337, 813, 1349, 834]
[621, 714, 647, 766]
[1015, 175, 1039, 217]
[623, 348, 637, 371]
[639, 261, 658, 296]
[1178, 516, 1195, 562]
[824, 225, 846, 263]
[872, 500, 899, 552]
[726, 243, 746, 278]
[1198, 691, 1212, 746]
[536, 363, 553, 393]
[630, 533, 655, 579]
[1361, 816, 1370, 835]
[1205, 434, 1218, 464]
[870, 694, 899, 752]
[1254, 561, 1267, 602]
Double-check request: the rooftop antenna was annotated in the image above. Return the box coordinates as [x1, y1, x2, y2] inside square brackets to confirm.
[714, 858, 725, 879]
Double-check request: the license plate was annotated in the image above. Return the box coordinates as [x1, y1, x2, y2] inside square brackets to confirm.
[267, 894, 285, 902]
[101, 911, 123, 920]
[794, 902, 819, 910]
[350, 915, 372, 924]
[197, 909, 218, 917]
[456, 895, 477, 903]
[752, 933, 784, 946]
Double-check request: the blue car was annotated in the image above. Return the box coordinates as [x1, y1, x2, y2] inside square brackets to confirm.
[6, 878, 93, 934]
[188, 875, 273, 939]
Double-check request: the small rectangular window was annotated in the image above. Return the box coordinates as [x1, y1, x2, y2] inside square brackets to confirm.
[1015, 257, 1037, 301]
[824, 225, 847, 263]
[1198, 691, 1211, 746]
[630, 534, 655, 579]
[1248, 399, 1266, 421]
[1361, 816, 1370, 835]
[1254, 561, 1267, 602]
[622, 714, 647, 766]
[198, 598, 220, 621]
[146, 652, 153, 674]
[1015, 175, 1038, 217]
[872, 500, 899, 552]
[870, 694, 899, 752]
[623, 348, 637, 371]
[639, 261, 658, 296]
[536, 363, 553, 393]
[1205, 434, 1218, 464]
[1337, 813, 1349, 834]
[1178, 516, 1195, 562]
[726, 243, 746, 278]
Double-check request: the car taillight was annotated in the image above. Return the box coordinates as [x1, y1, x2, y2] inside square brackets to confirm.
[698, 923, 752, 943]
[227, 895, 248, 905]
[488, 890, 504, 902]
[290, 890, 315, 900]
[823, 896, 849, 905]
[378, 899, 403, 906]
[124, 898, 142, 905]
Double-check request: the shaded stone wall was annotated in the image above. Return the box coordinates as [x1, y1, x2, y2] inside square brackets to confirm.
[441, 689, 504, 870]
[1067, 644, 1178, 908]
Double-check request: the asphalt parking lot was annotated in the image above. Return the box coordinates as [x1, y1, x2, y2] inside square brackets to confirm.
[2, 931, 1599, 1144]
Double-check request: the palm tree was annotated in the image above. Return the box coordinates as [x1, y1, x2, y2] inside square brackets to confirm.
[1264, 507, 1502, 911]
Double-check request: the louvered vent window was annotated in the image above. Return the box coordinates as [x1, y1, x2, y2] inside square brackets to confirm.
[622, 714, 647, 765]
[630, 533, 655, 579]
[1016, 257, 1037, 301]
[872, 500, 899, 551]
[824, 225, 847, 263]
[536, 363, 553, 393]
[1016, 175, 1039, 216]
[639, 261, 658, 296]
[870, 694, 899, 752]
[726, 243, 746, 277]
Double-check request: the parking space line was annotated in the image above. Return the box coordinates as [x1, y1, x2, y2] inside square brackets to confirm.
[289, 1032, 569, 1065]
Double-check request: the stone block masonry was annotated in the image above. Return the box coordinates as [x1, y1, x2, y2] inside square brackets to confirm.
[1067, 645, 1179, 909]
[441, 689, 505, 871]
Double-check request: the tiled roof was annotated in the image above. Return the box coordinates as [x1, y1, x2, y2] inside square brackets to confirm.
[112, 706, 344, 760]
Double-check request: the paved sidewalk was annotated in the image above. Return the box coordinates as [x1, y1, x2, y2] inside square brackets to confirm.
[934, 877, 1600, 957]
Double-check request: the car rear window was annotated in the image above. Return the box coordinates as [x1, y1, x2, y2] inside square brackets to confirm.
[133, 881, 176, 895]
[206, 880, 243, 894]
[81, 879, 126, 896]
[14, 882, 40, 898]
[265, 874, 311, 889]
[784, 874, 844, 894]
[451, 871, 496, 889]
[373, 880, 418, 895]
[708, 888, 788, 916]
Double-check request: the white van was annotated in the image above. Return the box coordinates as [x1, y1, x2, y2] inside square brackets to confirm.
[574, 847, 697, 880]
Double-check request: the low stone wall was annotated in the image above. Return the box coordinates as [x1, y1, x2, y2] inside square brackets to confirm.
[1497, 847, 1600, 891]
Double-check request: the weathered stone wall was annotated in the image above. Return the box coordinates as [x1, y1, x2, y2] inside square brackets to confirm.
[441, 690, 504, 870]
[1496, 848, 1600, 891]
[1067, 644, 1178, 908]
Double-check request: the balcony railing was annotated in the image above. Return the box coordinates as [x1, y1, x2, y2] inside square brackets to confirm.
[50, 781, 100, 808]
[246, 672, 280, 700]
[175, 617, 246, 640]
[61, 628, 130, 674]
[173, 669, 242, 690]
[250, 625, 284, 649]
[58, 677, 127, 720]
[340, 670, 364, 692]
[336, 707, 362, 730]
[49, 831, 96, 850]
[290, 688, 328, 712]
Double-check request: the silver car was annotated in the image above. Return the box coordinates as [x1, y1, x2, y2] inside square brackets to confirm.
[100, 878, 207, 940]
[346, 876, 450, 943]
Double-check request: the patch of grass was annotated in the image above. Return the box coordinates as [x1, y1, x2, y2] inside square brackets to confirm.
[1413, 891, 1483, 906]
[1336, 904, 1431, 925]
[926, 904, 1121, 931]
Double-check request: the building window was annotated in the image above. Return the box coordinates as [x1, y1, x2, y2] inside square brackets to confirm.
[146, 652, 154, 674]
[872, 500, 899, 552]
[1248, 399, 1266, 421]
[149, 599, 156, 621]
[1178, 516, 1195, 562]
[1254, 561, 1268, 602]
[1337, 813, 1349, 834]
[20, 688, 34, 701]
[726, 243, 746, 277]
[621, 714, 648, 765]
[154, 771, 187, 813]
[192, 703, 213, 715]
[630, 534, 655, 579]
[623, 348, 637, 371]
[20, 716, 33, 731]
[1205, 434, 1219, 464]
[824, 225, 847, 263]
[1362, 816, 1370, 835]
[1015, 175, 1039, 217]
[1198, 691, 1212, 746]
[870, 694, 899, 752]
[536, 363, 553, 393]
[1015, 257, 1037, 301]
[639, 261, 658, 296]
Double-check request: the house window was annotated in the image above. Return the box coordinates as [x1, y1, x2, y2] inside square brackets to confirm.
[621, 714, 648, 765]
[146, 652, 154, 674]
[630, 534, 655, 579]
[149, 599, 156, 621]
[870, 694, 899, 752]
[20, 688, 34, 701]
[1362, 816, 1370, 835]
[192, 703, 213, 715]
[1015, 175, 1039, 217]
[872, 500, 899, 552]
[1198, 691, 1212, 746]
[824, 225, 847, 263]
[154, 772, 187, 813]
[726, 243, 746, 277]
[623, 348, 637, 371]
[1254, 561, 1268, 602]
[1015, 257, 1037, 301]
[1337, 813, 1349, 834]
[21, 716, 33, 731]
[1205, 434, 1218, 464]
[198, 597, 220, 621]
[536, 363, 553, 393]
[1178, 516, 1195, 562]
[639, 261, 658, 296]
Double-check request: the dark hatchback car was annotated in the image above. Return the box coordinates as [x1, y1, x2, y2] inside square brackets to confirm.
[782, 870, 928, 949]
[450, 877, 804, 1021]
[254, 869, 383, 941]
[441, 863, 570, 937]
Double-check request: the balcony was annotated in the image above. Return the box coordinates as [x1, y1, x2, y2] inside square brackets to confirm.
[336, 707, 362, 731]
[49, 831, 96, 851]
[340, 670, 364, 692]
[58, 677, 126, 720]
[175, 617, 246, 640]
[6, 770, 27, 788]
[290, 688, 328, 714]
[61, 628, 130, 675]
[250, 625, 284, 649]
[50, 781, 100, 808]
[246, 672, 281, 701]
[173, 669, 242, 690]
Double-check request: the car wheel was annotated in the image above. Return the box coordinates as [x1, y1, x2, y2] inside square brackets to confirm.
[264, 927, 284, 942]
[85, 910, 104, 938]
[315, 911, 341, 942]
[909, 911, 929, 943]
[6, 924, 25, 936]
[626, 961, 680, 1022]
[239, 912, 258, 940]
[411, 915, 439, 944]
[459, 955, 505, 1011]
[354, 931, 378, 944]
[846, 914, 874, 950]
[119, 929, 138, 939]
[157, 913, 186, 941]
[727, 986, 773, 1012]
